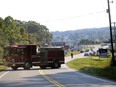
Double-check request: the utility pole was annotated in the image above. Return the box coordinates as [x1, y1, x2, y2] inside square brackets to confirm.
[107, 0, 115, 65]
[112, 22, 116, 51]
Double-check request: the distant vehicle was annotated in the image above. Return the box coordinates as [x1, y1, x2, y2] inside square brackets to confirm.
[84, 50, 95, 56]
[2, 44, 65, 70]
[89, 50, 96, 56]
[84, 52, 90, 56]
[80, 50, 84, 53]
[85, 49, 89, 52]
[98, 48, 109, 58]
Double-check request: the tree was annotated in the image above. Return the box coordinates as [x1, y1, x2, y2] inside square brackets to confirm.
[4, 16, 21, 45]
[0, 16, 52, 47]
[25, 21, 52, 45]
[0, 17, 5, 46]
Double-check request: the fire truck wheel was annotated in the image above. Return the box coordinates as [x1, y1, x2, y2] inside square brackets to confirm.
[40, 66, 46, 69]
[24, 62, 31, 70]
[11, 66, 18, 70]
[52, 60, 59, 69]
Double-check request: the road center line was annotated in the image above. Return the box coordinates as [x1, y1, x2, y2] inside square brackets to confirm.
[0, 71, 9, 79]
[39, 70, 65, 87]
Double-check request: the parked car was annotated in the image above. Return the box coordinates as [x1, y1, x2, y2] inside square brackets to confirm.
[84, 50, 95, 56]
[85, 49, 89, 52]
[84, 52, 90, 56]
[80, 50, 84, 53]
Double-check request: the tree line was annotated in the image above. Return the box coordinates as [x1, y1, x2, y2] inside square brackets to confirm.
[0, 16, 52, 53]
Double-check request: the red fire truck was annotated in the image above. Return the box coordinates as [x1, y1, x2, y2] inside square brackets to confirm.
[2, 44, 65, 70]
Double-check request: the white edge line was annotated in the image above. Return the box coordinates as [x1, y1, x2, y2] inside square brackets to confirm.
[0, 71, 9, 79]
[64, 64, 116, 85]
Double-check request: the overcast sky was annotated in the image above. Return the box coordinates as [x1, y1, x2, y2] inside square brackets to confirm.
[0, 0, 116, 31]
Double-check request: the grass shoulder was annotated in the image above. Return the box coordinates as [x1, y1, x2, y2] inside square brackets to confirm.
[67, 57, 116, 81]
[0, 59, 7, 71]
[0, 65, 7, 71]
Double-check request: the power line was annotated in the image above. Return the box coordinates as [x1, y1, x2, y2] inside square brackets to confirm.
[101, 0, 106, 10]
[40, 11, 106, 23]
[113, 0, 116, 8]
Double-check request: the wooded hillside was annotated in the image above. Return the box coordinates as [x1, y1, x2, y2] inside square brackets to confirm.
[51, 27, 110, 45]
[0, 16, 52, 53]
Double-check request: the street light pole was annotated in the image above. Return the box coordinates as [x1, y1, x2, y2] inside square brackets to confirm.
[107, 0, 115, 65]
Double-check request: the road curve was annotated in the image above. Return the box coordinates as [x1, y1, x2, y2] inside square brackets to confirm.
[0, 53, 116, 87]
[42, 53, 116, 87]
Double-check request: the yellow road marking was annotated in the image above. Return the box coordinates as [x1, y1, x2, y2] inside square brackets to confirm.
[39, 70, 65, 87]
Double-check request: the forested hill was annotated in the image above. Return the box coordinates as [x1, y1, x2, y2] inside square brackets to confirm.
[51, 27, 110, 44]
[0, 16, 52, 48]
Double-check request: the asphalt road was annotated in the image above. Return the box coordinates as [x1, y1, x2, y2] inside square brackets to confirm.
[0, 53, 116, 87]
[0, 67, 56, 87]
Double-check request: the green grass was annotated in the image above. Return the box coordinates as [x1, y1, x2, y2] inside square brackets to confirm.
[67, 57, 116, 81]
[0, 58, 7, 71]
[0, 65, 7, 71]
